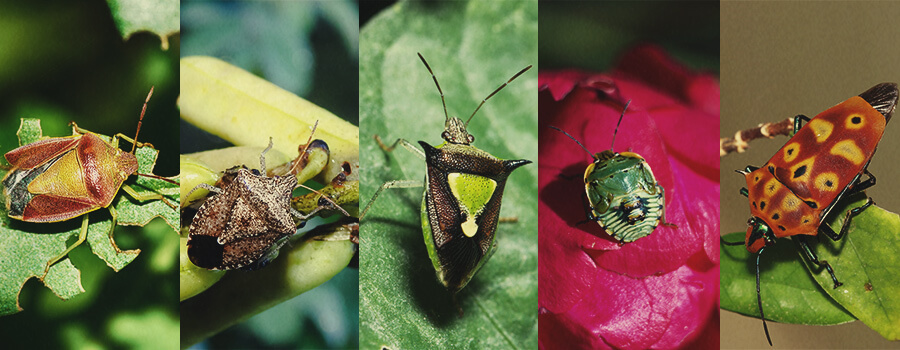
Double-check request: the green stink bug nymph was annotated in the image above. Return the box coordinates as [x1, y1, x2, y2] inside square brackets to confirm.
[361, 53, 532, 298]
[549, 101, 675, 243]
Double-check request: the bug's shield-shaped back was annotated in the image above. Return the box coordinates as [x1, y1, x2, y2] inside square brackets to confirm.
[419, 141, 530, 293]
[188, 168, 298, 270]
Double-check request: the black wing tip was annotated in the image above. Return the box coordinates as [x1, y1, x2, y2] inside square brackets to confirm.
[859, 82, 898, 123]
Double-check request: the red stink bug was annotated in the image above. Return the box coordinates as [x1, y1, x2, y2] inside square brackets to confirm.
[722, 83, 899, 345]
[2, 87, 178, 275]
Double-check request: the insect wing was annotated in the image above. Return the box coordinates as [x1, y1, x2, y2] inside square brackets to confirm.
[765, 96, 886, 208]
[187, 170, 298, 270]
[420, 142, 529, 292]
[3, 136, 80, 170]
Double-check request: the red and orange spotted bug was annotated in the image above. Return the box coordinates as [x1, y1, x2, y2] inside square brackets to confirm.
[722, 83, 899, 346]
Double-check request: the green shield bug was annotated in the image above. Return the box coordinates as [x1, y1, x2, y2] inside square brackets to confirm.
[549, 101, 675, 243]
[361, 53, 532, 299]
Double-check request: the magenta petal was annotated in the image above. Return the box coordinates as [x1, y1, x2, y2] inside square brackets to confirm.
[539, 45, 720, 349]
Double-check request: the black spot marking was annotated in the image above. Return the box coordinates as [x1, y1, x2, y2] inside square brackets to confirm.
[787, 148, 794, 156]
[772, 213, 780, 220]
[187, 235, 225, 270]
[825, 180, 834, 188]
[803, 218, 810, 224]
[767, 165, 774, 174]
[754, 176, 760, 181]
[760, 201, 766, 210]
[752, 202, 757, 209]
[805, 201, 818, 209]
[852, 116, 862, 124]
[793, 165, 807, 178]
[777, 225, 786, 231]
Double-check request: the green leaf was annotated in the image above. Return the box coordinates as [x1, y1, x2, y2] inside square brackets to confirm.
[720, 232, 855, 325]
[359, 1, 538, 348]
[721, 195, 900, 342]
[803, 196, 900, 340]
[0, 119, 178, 315]
[106, 0, 179, 50]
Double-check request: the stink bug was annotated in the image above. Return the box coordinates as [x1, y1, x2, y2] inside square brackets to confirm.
[361, 53, 532, 297]
[549, 100, 675, 243]
[722, 83, 899, 345]
[187, 125, 350, 270]
[2, 87, 177, 274]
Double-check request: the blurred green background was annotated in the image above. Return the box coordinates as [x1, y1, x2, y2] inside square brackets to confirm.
[179, 1, 359, 348]
[539, 1, 719, 73]
[0, 0, 179, 348]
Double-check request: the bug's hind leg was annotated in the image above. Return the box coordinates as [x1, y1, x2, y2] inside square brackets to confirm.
[821, 197, 874, 242]
[795, 235, 843, 288]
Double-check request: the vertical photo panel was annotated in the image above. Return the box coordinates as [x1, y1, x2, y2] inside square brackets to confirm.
[538, 2, 720, 349]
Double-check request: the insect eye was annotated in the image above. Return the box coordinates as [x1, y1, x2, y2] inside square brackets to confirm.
[468, 134, 475, 143]
[442, 131, 450, 140]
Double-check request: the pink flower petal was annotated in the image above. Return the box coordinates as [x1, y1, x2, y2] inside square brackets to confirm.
[539, 45, 720, 349]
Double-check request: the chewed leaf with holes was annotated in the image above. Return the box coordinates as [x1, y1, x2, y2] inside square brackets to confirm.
[107, 0, 179, 50]
[0, 119, 178, 315]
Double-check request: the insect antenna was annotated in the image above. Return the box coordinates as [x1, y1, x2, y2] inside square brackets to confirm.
[466, 64, 532, 127]
[610, 100, 632, 151]
[288, 120, 320, 176]
[131, 86, 154, 154]
[548, 126, 594, 160]
[418, 53, 449, 123]
[756, 248, 773, 346]
[295, 183, 351, 218]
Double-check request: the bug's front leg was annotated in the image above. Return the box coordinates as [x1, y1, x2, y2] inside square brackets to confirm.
[360, 180, 424, 220]
[373, 136, 425, 160]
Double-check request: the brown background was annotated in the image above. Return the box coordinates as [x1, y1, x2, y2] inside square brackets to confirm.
[721, 2, 900, 349]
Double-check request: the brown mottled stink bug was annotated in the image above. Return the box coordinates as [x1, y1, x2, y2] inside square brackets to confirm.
[187, 126, 347, 270]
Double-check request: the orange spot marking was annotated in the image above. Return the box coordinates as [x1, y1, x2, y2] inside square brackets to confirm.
[783, 142, 801, 163]
[782, 195, 801, 212]
[830, 139, 865, 165]
[808, 118, 833, 143]
[845, 113, 866, 130]
[814, 172, 840, 192]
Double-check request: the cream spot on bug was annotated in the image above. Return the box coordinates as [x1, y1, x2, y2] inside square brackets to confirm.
[763, 178, 781, 197]
[808, 119, 834, 143]
[782, 195, 801, 212]
[447, 173, 497, 238]
[845, 113, 865, 130]
[830, 140, 865, 165]
[783, 142, 801, 163]
[815, 172, 840, 192]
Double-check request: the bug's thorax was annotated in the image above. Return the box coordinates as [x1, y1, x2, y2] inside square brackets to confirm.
[745, 217, 776, 253]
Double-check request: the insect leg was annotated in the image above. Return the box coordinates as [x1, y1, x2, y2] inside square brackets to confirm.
[821, 197, 874, 242]
[120, 184, 178, 210]
[848, 168, 876, 193]
[658, 186, 677, 228]
[43, 213, 90, 277]
[373, 136, 425, 160]
[359, 180, 424, 220]
[792, 114, 811, 134]
[795, 235, 843, 288]
[720, 237, 744, 246]
[576, 191, 597, 226]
